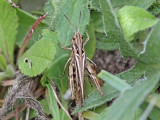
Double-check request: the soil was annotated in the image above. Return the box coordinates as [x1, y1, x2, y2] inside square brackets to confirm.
[93, 49, 137, 74]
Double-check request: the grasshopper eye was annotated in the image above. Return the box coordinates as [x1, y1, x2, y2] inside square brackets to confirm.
[72, 37, 75, 40]
[24, 58, 28, 63]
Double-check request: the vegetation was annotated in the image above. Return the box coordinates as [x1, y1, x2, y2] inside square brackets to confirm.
[0, 0, 160, 119]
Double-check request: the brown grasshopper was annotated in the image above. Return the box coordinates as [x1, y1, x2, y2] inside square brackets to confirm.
[60, 13, 104, 119]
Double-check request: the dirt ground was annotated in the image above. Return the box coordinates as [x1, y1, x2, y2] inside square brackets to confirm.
[93, 49, 137, 74]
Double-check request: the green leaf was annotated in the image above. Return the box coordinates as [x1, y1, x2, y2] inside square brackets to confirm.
[0, 54, 7, 71]
[40, 99, 52, 114]
[99, 0, 123, 44]
[85, 23, 96, 59]
[89, 0, 101, 11]
[98, 70, 132, 92]
[111, 0, 156, 10]
[46, 83, 60, 120]
[74, 62, 149, 113]
[41, 54, 69, 94]
[41, 29, 68, 58]
[16, 8, 47, 47]
[147, 94, 160, 108]
[0, 65, 15, 81]
[117, 62, 148, 85]
[102, 72, 160, 120]
[90, 11, 119, 50]
[84, 76, 94, 97]
[96, 107, 143, 120]
[148, 2, 160, 15]
[99, 0, 138, 58]
[55, 0, 90, 46]
[140, 20, 160, 70]
[18, 39, 56, 77]
[82, 111, 99, 120]
[91, 11, 104, 33]
[0, 0, 18, 64]
[96, 32, 119, 50]
[118, 6, 158, 41]
[149, 107, 160, 120]
[73, 83, 119, 114]
[13, 0, 19, 4]
[44, 0, 59, 28]
[95, 108, 107, 120]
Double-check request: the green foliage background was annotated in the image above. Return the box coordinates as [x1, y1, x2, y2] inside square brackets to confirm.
[0, 0, 160, 119]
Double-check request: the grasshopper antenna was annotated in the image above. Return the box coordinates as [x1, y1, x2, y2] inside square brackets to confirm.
[64, 15, 76, 33]
[78, 11, 81, 33]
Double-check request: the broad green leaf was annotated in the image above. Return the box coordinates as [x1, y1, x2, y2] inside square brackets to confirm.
[96, 108, 107, 120]
[74, 62, 149, 113]
[96, 32, 119, 50]
[84, 76, 94, 97]
[73, 83, 119, 114]
[41, 54, 69, 94]
[90, 11, 119, 50]
[85, 23, 96, 59]
[46, 83, 70, 120]
[89, 0, 101, 11]
[16, 8, 47, 47]
[140, 20, 160, 70]
[96, 108, 142, 120]
[41, 29, 68, 58]
[118, 6, 158, 41]
[99, 0, 138, 58]
[91, 11, 104, 33]
[41, 29, 69, 93]
[0, 54, 7, 71]
[13, 0, 19, 3]
[148, 2, 160, 15]
[82, 111, 99, 120]
[147, 94, 160, 108]
[117, 62, 148, 85]
[44, 0, 59, 28]
[99, 0, 123, 43]
[0, 65, 15, 81]
[55, 0, 90, 46]
[18, 39, 56, 77]
[46, 83, 60, 120]
[40, 99, 52, 115]
[0, 0, 18, 64]
[98, 70, 132, 92]
[102, 72, 160, 120]
[59, 101, 70, 120]
[111, 0, 156, 10]
[149, 107, 160, 120]
[139, 99, 156, 120]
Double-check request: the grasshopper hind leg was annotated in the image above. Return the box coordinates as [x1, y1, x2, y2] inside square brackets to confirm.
[86, 63, 104, 96]
[69, 62, 75, 100]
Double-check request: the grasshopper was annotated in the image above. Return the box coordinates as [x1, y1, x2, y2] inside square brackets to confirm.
[60, 13, 104, 119]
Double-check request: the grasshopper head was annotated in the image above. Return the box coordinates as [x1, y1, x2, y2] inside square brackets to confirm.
[72, 32, 83, 44]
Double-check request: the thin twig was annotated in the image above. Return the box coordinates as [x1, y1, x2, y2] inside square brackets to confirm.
[0, 99, 4, 104]
[25, 107, 30, 120]
[34, 87, 45, 99]
[1, 79, 15, 86]
[15, 101, 19, 120]
[3, 104, 27, 120]
[50, 80, 73, 120]
[17, 12, 48, 58]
